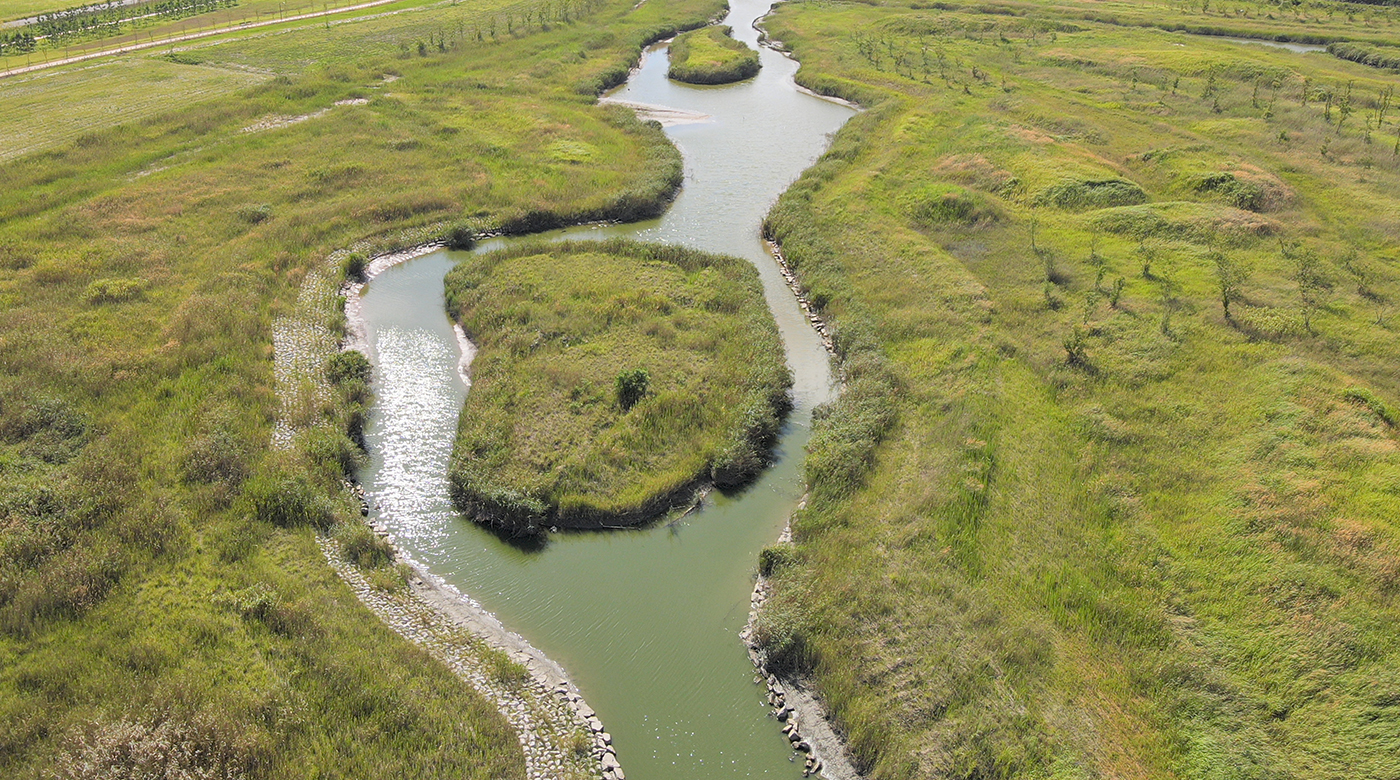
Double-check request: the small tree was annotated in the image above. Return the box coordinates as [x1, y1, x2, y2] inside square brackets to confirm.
[1292, 247, 1328, 334]
[1063, 327, 1089, 366]
[615, 368, 649, 411]
[1212, 250, 1251, 323]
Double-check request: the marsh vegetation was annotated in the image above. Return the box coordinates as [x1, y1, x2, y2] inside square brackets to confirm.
[445, 240, 791, 534]
[667, 24, 761, 84]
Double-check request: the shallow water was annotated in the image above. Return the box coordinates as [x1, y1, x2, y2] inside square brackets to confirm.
[1218, 36, 1326, 53]
[356, 1, 853, 778]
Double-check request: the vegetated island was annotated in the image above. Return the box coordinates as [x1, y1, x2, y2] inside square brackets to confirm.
[445, 239, 791, 536]
[667, 25, 760, 85]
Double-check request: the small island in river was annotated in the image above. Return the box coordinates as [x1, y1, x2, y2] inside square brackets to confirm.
[667, 25, 762, 85]
[445, 239, 791, 535]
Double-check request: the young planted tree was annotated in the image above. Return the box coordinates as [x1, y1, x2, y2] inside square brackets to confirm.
[1212, 250, 1251, 323]
[1293, 247, 1328, 334]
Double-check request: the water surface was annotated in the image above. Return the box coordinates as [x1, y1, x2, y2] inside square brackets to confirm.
[357, 2, 853, 778]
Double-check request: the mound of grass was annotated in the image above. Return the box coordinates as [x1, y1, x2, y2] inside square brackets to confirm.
[905, 183, 1000, 227]
[1035, 177, 1148, 210]
[1090, 201, 1278, 239]
[1191, 171, 1267, 211]
[667, 25, 761, 85]
[445, 239, 790, 535]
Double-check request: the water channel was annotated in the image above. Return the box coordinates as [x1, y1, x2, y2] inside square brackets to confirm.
[354, 1, 854, 778]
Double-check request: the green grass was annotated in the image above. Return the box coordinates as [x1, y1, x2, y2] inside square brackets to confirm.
[751, 0, 1400, 778]
[0, 57, 266, 161]
[445, 239, 790, 534]
[0, 0, 724, 774]
[667, 24, 759, 84]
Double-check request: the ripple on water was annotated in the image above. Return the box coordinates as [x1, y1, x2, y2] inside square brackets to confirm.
[370, 326, 461, 545]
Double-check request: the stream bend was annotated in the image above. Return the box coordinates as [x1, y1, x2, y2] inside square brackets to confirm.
[355, 2, 854, 778]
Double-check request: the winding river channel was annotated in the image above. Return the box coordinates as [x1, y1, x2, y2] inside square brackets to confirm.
[355, 1, 853, 777]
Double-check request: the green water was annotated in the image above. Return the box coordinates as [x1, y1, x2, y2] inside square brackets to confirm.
[356, 3, 853, 777]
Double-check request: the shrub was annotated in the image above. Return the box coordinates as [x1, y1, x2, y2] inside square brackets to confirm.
[1192, 172, 1266, 212]
[235, 204, 272, 224]
[327, 350, 372, 385]
[444, 223, 477, 250]
[53, 713, 257, 780]
[759, 544, 796, 577]
[615, 368, 650, 411]
[487, 653, 532, 689]
[342, 252, 367, 282]
[1344, 387, 1397, 427]
[183, 429, 250, 488]
[753, 599, 814, 676]
[907, 184, 999, 226]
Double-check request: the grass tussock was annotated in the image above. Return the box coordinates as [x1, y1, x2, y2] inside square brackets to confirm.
[667, 25, 761, 85]
[445, 239, 790, 535]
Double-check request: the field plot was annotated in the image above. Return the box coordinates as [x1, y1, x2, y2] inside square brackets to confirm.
[0, 56, 265, 160]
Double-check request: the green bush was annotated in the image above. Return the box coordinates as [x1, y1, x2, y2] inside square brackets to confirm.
[759, 544, 796, 577]
[83, 277, 146, 305]
[615, 368, 650, 411]
[327, 350, 372, 385]
[1344, 387, 1397, 427]
[1193, 172, 1266, 212]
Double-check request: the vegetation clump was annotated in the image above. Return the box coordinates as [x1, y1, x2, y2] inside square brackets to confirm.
[667, 25, 761, 85]
[445, 239, 790, 535]
[1035, 177, 1148, 210]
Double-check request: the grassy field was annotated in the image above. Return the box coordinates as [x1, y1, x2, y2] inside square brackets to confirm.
[751, 0, 1400, 778]
[0, 57, 266, 161]
[0, 0, 724, 775]
[445, 240, 790, 533]
[667, 23, 758, 84]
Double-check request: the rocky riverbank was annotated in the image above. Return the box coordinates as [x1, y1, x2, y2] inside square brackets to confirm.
[741, 520, 861, 780]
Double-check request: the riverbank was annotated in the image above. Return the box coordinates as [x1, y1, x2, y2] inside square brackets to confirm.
[277, 234, 622, 780]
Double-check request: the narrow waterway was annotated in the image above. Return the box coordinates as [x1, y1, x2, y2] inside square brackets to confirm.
[356, 1, 853, 778]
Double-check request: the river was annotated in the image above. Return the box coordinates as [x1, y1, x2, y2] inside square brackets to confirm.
[354, 1, 853, 777]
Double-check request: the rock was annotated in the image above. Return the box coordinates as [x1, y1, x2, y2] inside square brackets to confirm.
[600, 732, 612, 745]
[601, 753, 621, 771]
[590, 719, 605, 733]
